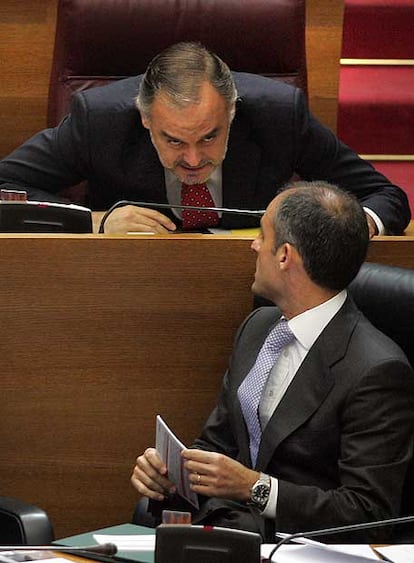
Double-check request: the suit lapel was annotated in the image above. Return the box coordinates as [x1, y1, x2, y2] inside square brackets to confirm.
[122, 128, 167, 202]
[222, 116, 261, 210]
[256, 346, 334, 469]
[256, 298, 360, 469]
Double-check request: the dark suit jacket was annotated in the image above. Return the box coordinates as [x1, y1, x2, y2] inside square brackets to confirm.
[191, 298, 414, 541]
[0, 73, 410, 233]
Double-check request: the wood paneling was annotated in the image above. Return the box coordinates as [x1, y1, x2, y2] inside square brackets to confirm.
[306, 0, 344, 132]
[0, 235, 255, 538]
[0, 1, 56, 157]
[0, 1, 344, 158]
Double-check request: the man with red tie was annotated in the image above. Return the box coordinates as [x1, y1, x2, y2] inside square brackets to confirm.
[0, 42, 410, 235]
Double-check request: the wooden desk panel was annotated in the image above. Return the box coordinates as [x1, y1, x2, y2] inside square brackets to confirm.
[0, 235, 255, 538]
[0, 234, 412, 538]
[368, 236, 414, 269]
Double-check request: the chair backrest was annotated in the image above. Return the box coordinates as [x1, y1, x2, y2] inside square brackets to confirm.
[0, 497, 54, 544]
[349, 262, 414, 540]
[47, 0, 307, 127]
[348, 262, 414, 367]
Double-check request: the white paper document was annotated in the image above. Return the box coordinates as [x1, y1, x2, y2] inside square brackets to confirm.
[155, 415, 199, 509]
[93, 534, 155, 552]
[261, 538, 379, 562]
[0, 557, 67, 563]
[375, 544, 414, 562]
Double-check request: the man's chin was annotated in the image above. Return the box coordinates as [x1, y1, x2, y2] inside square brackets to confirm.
[252, 280, 270, 299]
[251, 284, 274, 307]
[180, 176, 210, 185]
[251, 280, 261, 296]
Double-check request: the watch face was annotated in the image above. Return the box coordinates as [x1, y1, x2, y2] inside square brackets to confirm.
[252, 482, 270, 506]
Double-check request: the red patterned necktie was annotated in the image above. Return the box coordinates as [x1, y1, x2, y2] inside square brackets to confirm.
[181, 183, 219, 230]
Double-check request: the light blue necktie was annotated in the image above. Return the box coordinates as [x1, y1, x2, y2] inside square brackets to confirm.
[237, 318, 295, 466]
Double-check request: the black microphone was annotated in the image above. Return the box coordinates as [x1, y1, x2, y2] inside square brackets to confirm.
[0, 543, 117, 556]
[98, 200, 265, 233]
[266, 515, 414, 561]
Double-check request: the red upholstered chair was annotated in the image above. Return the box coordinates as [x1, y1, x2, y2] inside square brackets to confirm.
[47, 0, 307, 127]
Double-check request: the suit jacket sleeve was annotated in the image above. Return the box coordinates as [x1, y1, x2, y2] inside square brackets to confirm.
[0, 94, 91, 202]
[275, 359, 414, 538]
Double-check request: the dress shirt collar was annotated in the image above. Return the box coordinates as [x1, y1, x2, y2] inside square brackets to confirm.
[287, 289, 347, 351]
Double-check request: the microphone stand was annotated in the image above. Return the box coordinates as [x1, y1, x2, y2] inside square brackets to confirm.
[266, 515, 414, 561]
[98, 200, 265, 233]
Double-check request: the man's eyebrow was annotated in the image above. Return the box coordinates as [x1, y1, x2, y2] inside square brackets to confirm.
[160, 130, 181, 141]
[160, 127, 221, 142]
[202, 127, 220, 138]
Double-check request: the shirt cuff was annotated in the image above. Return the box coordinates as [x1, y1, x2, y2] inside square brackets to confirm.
[363, 207, 385, 235]
[261, 476, 278, 518]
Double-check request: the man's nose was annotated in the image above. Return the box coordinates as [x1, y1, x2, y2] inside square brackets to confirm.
[251, 238, 260, 252]
[183, 146, 202, 167]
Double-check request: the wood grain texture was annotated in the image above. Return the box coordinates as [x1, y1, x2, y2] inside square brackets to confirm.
[0, 0, 343, 158]
[0, 0, 56, 157]
[0, 235, 255, 537]
[306, 0, 344, 132]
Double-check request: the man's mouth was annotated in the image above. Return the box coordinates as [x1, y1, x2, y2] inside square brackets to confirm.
[180, 164, 210, 172]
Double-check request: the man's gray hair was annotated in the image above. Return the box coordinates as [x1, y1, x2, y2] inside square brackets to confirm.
[136, 42, 238, 117]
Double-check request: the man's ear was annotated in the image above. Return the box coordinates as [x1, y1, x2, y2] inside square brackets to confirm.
[277, 243, 294, 269]
[229, 102, 236, 123]
[141, 113, 150, 129]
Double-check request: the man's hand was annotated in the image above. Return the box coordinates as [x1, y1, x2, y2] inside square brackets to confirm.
[131, 447, 176, 501]
[93, 206, 177, 234]
[182, 449, 259, 502]
[365, 213, 379, 238]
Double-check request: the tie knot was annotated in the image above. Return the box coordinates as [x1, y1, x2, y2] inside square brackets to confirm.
[181, 182, 219, 230]
[267, 318, 295, 351]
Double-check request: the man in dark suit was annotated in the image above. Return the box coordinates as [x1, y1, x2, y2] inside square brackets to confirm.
[131, 181, 414, 542]
[0, 43, 410, 235]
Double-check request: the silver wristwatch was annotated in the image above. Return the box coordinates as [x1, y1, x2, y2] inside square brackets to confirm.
[249, 472, 271, 510]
